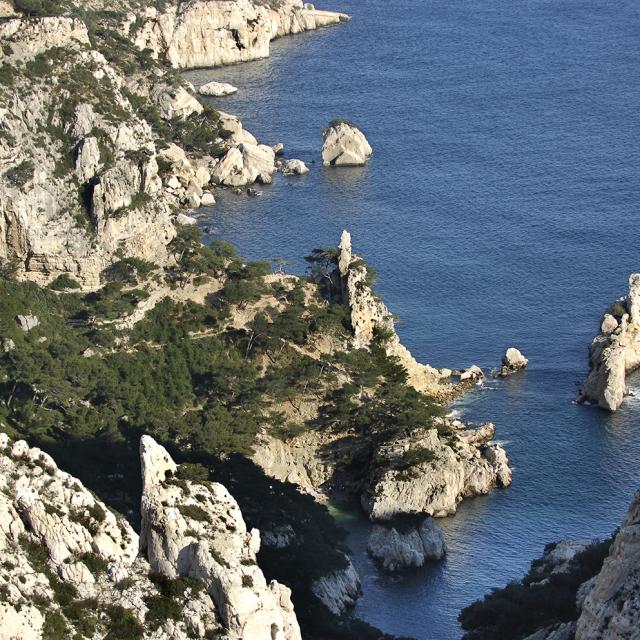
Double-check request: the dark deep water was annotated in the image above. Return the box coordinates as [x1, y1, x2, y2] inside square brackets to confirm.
[185, 1, 640, 637]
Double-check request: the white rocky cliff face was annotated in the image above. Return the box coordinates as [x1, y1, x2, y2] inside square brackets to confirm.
[322, 121, 373, 166]
[310, 554, 361, 615]
[139, 435, 301, 640]
[575, 490, 640, 639]
[368, 518, 447, 571]
[131, 0, 349, 69]
[361, 419, 512, 520]
[578, 273, 640, 411]
[0, 432, 220, 639]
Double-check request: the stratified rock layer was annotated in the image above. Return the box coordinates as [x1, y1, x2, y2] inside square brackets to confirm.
[139, 436, 301, 640]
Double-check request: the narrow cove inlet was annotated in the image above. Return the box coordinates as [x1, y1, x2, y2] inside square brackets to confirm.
[0, 1, 638, 639]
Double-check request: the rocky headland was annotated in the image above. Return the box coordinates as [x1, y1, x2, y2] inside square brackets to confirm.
[578, 273, 640, 411]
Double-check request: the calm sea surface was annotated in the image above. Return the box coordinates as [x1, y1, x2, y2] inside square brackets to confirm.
[185, 2, 640, 637]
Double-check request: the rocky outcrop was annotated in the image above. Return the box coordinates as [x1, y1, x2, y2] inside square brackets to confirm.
[212, 142, 276, 187]
[578, 274, 640, 411]
[0, 432, 221, 639]
[362, 419, 512, 520]
[498, 347, 528, 377]
[0, 17, 177, 286]
[311, 553, 361, 615]
[131, 0, 349, 70]
[322, 121, 372, 166]
[367, 518, 446, 571]
[338, 230, 455, 399]
[139, 435, 301, 640]
[575, 490, 640, 639]
[281, 158, 309, 176]
[198, 81, 238, 97]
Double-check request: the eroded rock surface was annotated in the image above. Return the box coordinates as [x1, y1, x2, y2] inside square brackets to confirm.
[310, 553, 361, 615]
[322, 121, 372, 166]
[578, 273, 640, 411]
[0, 432, 220, 639]
[368, 518, 446, 571]
[132, 0, 349, 69]
[575, 490, 640, 639]
[139, 435, 301, 640]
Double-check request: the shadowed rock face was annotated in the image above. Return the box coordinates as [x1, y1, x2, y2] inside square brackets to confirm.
[139, 435, 301, 640]
[0, 432, 220, 639]
[575, 490, 640, 640]
[367, 518, 447, 572]
[578, 274, 640, 411]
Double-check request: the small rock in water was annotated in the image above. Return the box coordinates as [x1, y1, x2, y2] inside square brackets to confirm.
[247, 187, 261, 197]
[497, 347, 528, 377]
[176, 213, 198, 225]
[272, 143, 285, 155]
[198, 81, 238, 97]
[281, 159, 309, 176]
[367, 518, 447, 572]
[460, 364, 484, 382]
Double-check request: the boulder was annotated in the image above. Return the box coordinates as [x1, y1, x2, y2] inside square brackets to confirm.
[281, 159, 309, 176]
[460, 365, 484, 382]
[201, 192, 216, 206]
[212, 143, 276, 187]
[322, 121, 372, 167]
[367, 518, 446, 571]
[176, 213, 198, 225]
[15, 315, 39, 331]
[198, 81, 238, 97]
[272, 143, 284, 155]
[498, 347, 528, 377]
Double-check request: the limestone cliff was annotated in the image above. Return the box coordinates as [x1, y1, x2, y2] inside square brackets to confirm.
[575, 490, 640, 639]
[139, 435, 301, 640]
[578, 273, 640, 411]
[460, 491, 640, 640]
[0, 432, 221, 639]
[130, 0, 349, 69]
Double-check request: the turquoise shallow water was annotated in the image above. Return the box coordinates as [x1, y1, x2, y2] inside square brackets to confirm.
[185, 1, 640, 637]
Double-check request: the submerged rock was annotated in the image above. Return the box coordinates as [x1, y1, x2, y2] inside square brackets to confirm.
[578, 273, 640, 411]
[198, 80, 238, 96]
[367, 518, 446, 571]
[322, 121, 372, 166]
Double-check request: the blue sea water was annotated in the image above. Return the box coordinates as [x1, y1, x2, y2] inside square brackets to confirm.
[185, 1, 640, 637]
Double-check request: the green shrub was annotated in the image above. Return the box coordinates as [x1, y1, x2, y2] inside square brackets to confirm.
[104, 604, 144, 640]
[5, 160, 34, 187]
[176, 462, 209, 482]
[177, 504, 210, 522]
[48, 274, 81, 291]
[43, 611, 67, 640]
